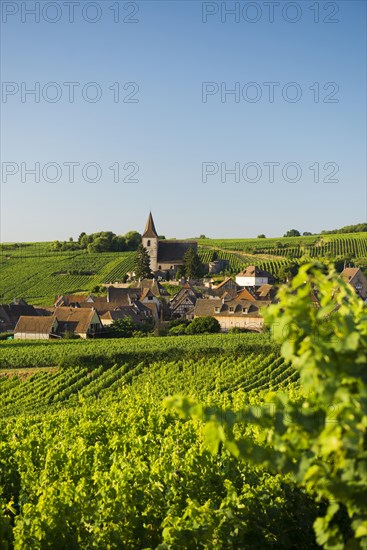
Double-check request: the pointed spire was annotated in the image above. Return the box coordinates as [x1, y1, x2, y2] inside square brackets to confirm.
[142, 212, 158, 238]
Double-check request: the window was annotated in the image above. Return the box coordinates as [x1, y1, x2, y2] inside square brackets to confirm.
[159, 265, 162, 270]
[229, 307, 234, 313]
[147, 240, 151, 247]
[215, 307, 220, 313]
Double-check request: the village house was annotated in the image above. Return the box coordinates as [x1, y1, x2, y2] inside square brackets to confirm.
[54, 294, 96, 307]
[132, 278, 169, 297]
[52, 284, 157, 327]
[193, 296, 263, 332]
[212, 277, 239, 297]
[170, 282, 201, 318]
[235, 266, 274, 287]
[0, 301, 40, 333]
[236, 288, 257, 302]
[142, 212, 198, 277]
[254, 284, 278, 302]
[14, 316, 58, 340]
[341, 267, 367, 300]
[107, 287, 141, 305]
[99, 301, 153, 327]
[138, 288, 161, 315]
[53, 307, 103, 338]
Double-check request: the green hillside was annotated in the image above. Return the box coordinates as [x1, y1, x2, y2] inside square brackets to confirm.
[199, 232, 367, 277]
[0, 247, 136, 305]
[1, 232, 366, 305]
[0, 333, 305, 548]
[0, 267, 365, 549]
[0, 333, 293, 417]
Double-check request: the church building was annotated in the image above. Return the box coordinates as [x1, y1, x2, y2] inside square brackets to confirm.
[142, 213, 198, 276]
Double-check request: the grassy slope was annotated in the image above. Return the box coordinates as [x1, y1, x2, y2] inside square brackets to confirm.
[1, 233, 366, 305]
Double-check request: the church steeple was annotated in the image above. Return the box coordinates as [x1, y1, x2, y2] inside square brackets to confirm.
[142, 213, 159, 272]
[142, 212, 158, 238]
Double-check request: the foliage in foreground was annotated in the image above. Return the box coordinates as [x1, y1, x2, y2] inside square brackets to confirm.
[167, 265, 367, 549]
[0, 390, 321, 549]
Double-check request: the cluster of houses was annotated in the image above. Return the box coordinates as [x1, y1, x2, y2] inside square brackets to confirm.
[0, 267, 274, 338]
[1, 214, 366, 340]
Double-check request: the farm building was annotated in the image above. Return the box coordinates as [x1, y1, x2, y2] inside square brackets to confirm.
[14, 316, 58, 340]
[235, 266, 274, 287]
[53, 307, 103, 338]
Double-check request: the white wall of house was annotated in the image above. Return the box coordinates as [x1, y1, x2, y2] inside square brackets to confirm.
[14, 332, 50, 340]
[235, 276, 268, 287]
[214, 316, 264, 332]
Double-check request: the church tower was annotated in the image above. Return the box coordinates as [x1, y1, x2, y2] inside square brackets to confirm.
[142, 212, 159, 272]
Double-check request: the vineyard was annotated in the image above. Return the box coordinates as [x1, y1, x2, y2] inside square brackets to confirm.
[199, 232, 367, 278]
[0, 339, 295, 418]
[0, 248, 136, 305]
[199, 232, 367, 256]
[0, 333, 312, 549]
[0, 265, 365, 549]
[1, 232, 366, 305]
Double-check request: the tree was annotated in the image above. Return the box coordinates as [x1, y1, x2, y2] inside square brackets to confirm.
[113, 235, 126, 252]
[80, 234, 91, 249]
[87, 237, 106, 253]
[283, 229, 301, 237]
[176, 265, 185, 279]
[185, 316, 220, 334]
[321, 222, 367, 234]
[50, 240, 62, 252]
[278, 262, 299, 282]
[134, 244, 152, 279]
[168, 320, 190, 336]
[211, 251, 219, 261]
[303, 231, 312, 236]
[334, 257, 354, 273]
[78, 232, 86, 244]
[109, 318, 135, 338]
[184, 247, 203, 279]
[124, 231, 141, 251]
[257, 234, 266, 238]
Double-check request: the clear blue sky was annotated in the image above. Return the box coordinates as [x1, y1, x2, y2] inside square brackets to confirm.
[1, 0, 366, 241]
